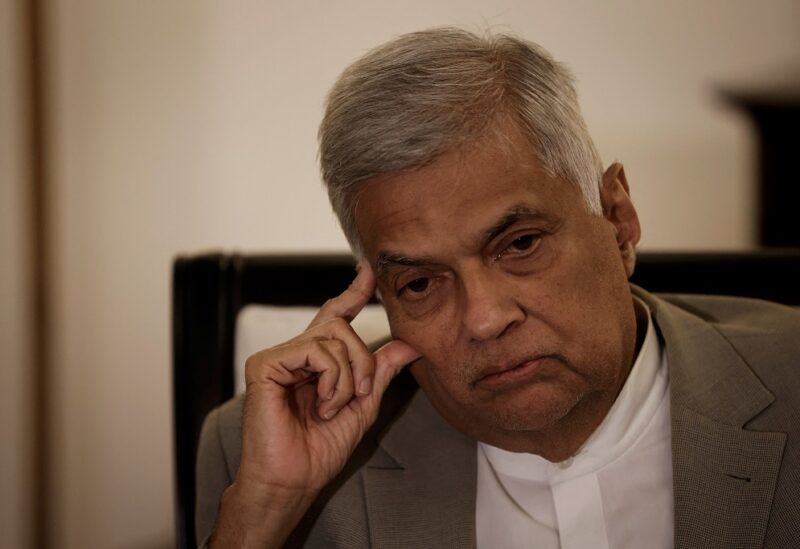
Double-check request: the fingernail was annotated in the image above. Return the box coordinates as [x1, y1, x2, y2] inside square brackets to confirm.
[322, 406, 339, 420]
[327, 387, 335, 400]
[358, 377, 372, 395]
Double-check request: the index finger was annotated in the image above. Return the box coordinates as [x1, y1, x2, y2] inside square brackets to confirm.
[308, 261, 376, 328]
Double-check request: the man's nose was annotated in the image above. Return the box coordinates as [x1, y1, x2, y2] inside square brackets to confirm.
[461, 268, 525, 342]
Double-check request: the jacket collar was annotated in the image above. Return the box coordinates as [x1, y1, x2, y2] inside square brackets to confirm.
[364, 390, 477, 548]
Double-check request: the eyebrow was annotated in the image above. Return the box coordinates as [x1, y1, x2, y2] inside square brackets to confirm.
[374, 204, 548, 277]
[375, 252, 436, 279]
[482, 204, 547, 247]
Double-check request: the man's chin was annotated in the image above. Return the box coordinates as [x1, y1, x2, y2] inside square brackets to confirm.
[484, 396, 578, 433]
[437, 387, 586, 447]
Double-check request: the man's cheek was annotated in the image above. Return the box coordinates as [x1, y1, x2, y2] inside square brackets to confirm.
[387, 314, 426, 346]
[409, 357, 451, 397]
[383, 303, 406, 339]
[386, 303, 458, 363]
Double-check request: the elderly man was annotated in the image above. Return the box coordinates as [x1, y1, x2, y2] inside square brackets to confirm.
[195, 28, 800, 548]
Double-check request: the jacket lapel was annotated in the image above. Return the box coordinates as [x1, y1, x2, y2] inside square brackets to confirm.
[363, 391, 477, 548]
[637, 289, 787, 548]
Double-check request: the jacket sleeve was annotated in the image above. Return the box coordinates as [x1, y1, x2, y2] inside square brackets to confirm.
[195, 406, 234, 548]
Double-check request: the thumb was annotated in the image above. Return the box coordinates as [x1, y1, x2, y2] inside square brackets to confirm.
[372, 339, 421, 392]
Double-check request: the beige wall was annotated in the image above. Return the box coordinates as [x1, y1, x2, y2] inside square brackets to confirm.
[1, 1, 797, 548]
[0, 0, 34, 546]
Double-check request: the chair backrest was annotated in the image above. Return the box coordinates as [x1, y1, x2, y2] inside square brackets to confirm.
[171, 250, 800, 549]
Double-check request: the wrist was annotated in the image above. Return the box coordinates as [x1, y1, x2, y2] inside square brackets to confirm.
[210, 481, 318, 549]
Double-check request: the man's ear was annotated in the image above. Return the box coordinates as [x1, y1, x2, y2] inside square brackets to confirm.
[600, 163, 641, 278]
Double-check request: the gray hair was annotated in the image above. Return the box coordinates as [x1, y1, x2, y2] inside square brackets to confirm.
[318, 27, 603, 254]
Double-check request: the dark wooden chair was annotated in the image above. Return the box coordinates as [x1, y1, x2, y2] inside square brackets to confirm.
[172, 250, 800, 549]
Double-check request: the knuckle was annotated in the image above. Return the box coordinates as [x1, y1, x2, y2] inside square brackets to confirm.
[358, 354, 376, 371]
[327, 316, 351, 332]
[243, 349, 282, 384]
[243, 353, 262, 376]
[325, 338, 348, 354]
[310, 339, 328, 354]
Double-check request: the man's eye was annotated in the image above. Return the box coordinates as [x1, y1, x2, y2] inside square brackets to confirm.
[404, 277, 430, 294]
[510, 234, 537, 251]
[495, 233, 543, 262]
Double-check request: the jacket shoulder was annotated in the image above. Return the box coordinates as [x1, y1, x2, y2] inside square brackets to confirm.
[655, 293, 800, 332]
[654, 292, 800, 411]
[657, 291, 799, 357]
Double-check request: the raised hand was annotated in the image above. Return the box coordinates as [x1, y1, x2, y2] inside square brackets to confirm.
[210, 263, 420, 548]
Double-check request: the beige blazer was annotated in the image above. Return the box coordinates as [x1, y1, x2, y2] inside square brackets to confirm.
[195, 288, 800, 548]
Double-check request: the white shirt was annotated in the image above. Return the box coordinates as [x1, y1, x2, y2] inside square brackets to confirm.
[476, 300, 673, 548]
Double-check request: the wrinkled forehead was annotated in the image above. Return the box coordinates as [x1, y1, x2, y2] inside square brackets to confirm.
[352, 127, 583, 264]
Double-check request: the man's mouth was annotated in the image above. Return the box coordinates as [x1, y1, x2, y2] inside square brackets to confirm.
[474, 356, 551, 389]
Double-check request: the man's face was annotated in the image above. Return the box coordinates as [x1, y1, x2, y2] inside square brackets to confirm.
[354, 122, 641, 457]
